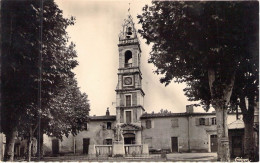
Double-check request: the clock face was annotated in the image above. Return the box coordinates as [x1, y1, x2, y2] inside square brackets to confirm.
[124, 77, 132, 85]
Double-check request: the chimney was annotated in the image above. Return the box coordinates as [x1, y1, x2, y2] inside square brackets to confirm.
[106, 107, 110, 116]
[186, 105, 193, 113]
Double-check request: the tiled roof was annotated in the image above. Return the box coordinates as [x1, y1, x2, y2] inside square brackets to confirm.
[140, 112, 216, 119]
[90, 115, 116, 121]
[228, 119, 244, 129]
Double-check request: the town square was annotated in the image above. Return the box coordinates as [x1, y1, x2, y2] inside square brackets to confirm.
[0, 0, 259, 162]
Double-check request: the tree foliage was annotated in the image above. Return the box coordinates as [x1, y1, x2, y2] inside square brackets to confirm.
[43, 78, 90, 140]
[138, 1, 258, 110]
[1, 0, 90, 160]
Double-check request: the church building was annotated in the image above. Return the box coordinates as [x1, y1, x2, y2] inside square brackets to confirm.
[41, 13, 254, 158]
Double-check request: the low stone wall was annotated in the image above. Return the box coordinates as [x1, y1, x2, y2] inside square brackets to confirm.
[95, 145, 112, 156]
[125, 145, 143, 156]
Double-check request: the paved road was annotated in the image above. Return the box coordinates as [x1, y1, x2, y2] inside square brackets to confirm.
[167, 152, 217, 161]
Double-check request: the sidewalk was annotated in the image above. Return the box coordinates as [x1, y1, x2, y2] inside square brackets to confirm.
[30, 153, 217, 162]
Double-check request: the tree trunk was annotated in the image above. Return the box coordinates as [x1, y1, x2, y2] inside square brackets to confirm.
[241, 97, 256, 161]
[215, 106, 230, 161]
[26, 127, 33, 162]
[27, 138, 32, 162]
[40, 135, 44, 158]
[36, 128, 44, 158]
[243, 117, 255, 161]
[208, 68, 234, 162]
[3, 127, 17, 161]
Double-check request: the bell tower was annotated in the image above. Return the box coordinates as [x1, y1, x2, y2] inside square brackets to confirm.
[115, 14, 145, 132]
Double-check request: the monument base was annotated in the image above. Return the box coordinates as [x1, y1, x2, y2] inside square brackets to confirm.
[112, 141, 124, 156]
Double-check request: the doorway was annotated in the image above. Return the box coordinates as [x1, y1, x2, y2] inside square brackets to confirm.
[124, 133, 135, 144]
[83, 138, 90, 154]
[171, 137, 178, 152]
[210, 135, 218, 152]
[232, 136, 243, 157]
[52, 139, 59, 155]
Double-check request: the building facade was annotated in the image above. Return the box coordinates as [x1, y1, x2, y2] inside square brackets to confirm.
[141, 106, 238, 153]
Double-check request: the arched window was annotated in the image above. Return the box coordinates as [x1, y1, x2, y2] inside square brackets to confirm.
[126, 27, 132, 38]
[125, 50, 132, 67]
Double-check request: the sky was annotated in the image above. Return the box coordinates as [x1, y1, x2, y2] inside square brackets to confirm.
[55, 0, 213, 116]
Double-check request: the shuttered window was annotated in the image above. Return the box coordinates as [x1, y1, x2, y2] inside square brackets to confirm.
[146, 120, 152, 129]
[199, 118, 205, 125]
[211, 117, 216, 125]
[171, 119, 179, 127]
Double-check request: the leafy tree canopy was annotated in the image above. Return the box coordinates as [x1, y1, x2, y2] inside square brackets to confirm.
[1, 0, 90, 144]
[138, 1, 258, 110]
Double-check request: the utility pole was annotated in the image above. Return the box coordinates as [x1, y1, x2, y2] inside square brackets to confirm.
[37, 0, 43, 160]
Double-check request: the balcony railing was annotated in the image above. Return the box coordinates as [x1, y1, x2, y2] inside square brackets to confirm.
[119, 38, 139, 45]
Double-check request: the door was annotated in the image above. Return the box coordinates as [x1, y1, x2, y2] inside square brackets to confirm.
[210, 135, 218, 152]
[124, 133, 135, 144]
[83, 138, 90, 154]
[171, 137, 178, 152]
[52, 139, 59, 154]
[232, 136, 243, 157]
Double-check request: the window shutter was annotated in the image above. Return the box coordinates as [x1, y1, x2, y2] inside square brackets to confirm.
[142, 121, 146, 129]
[146, 120, 151, 129]
[195, 118, 199, 126]
[205, 118, 210, 126]
[171, 119, 179, 127]
[209, 118, 212, 125]
[103, 139, 106, 145]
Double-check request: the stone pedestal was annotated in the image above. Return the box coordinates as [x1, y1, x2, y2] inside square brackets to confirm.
[142, 144, 149, 155]
[112, 141, 124, 156]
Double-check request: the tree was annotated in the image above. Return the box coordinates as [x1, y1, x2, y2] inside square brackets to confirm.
[2, 1, 39, 160]
[1, 0, 90, 161]
[229, 55, 259, 161]
[138, 1, 258, 161]
[43, 78, 89, 140]
[18, 77, 90, 161]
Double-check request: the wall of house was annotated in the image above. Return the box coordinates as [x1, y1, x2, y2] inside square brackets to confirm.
[43, 120, 116, 155]
[189, 115, 217, 152]
[141, 117, 189, 152]
[141, 114, 238, 153]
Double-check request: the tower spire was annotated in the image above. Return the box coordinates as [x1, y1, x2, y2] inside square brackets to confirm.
[118, 3, 139, 44]
[128, 3, 131, 15]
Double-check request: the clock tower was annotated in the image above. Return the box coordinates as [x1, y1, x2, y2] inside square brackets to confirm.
[115, 14, 144, 144]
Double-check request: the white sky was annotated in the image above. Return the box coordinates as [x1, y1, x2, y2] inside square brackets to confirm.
[55, 0, 213, 116]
